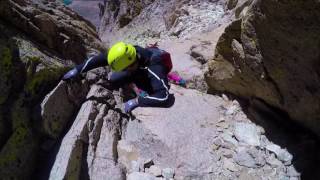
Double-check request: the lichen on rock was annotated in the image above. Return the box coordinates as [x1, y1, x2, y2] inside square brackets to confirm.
[0, 42, 15, 105]
[25, 65, 69, 103]
[0, 126, 39, 179]
[0, 50, 12, 103]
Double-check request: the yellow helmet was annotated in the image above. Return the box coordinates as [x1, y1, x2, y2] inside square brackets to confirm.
[107, 42, 137, 72]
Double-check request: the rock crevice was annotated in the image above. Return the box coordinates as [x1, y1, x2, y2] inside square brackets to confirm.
[49, 82, 127, 180]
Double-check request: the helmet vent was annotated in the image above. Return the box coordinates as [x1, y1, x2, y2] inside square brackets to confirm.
[126, 46, 131, 60]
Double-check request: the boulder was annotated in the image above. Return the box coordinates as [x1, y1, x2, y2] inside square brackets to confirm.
[266, 154, 283, 168]
[234, 122, 261, 146]
[149, 165, 162, 177]
[162, 168, 175, 179]
[234, 150, 258, 168]
[223, 159, 239, 172]
[221, 132, 238, 147]
[266, 144, 293, 164]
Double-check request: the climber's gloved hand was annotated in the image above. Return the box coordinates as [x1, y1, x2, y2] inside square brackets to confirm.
[134, 87, 147, 97]
[138, 90, 147, 97]
[62, 68, 80, 81]
[124, 98, 139, 113]
[178, 79, 186, 87]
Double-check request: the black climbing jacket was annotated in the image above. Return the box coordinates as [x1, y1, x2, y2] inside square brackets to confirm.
[75, 46, 171, 107]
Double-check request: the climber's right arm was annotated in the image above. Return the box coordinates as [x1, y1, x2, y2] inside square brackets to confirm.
[62, 52, 108, 81]
[75, 52, 108, 73]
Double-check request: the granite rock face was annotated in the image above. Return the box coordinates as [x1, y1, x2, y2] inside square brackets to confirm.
[205, 0, 320, 136]
[2, 0, 320, 179]
[49, 84, 126, 180]
[41, 81, 89, 138]
[0, 0, 104, 63]
[99, 0, 231, 45]
[0, 0, 103, 179]
[46, 82, 317, 179]
[114, 85, 313, 179]
[99, 0, 155, 41]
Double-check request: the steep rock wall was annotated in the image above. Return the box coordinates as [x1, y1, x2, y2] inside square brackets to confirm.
[205, 0, 320, 136]
[0, 0, 103, 178]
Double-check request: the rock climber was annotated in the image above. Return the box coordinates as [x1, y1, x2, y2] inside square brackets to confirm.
[62, 42, 175, 113]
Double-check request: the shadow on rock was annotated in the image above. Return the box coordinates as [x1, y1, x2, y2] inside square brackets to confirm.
[242, 98, 320, 180]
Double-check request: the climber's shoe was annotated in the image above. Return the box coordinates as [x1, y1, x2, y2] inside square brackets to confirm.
[124, 98, 139, 113]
